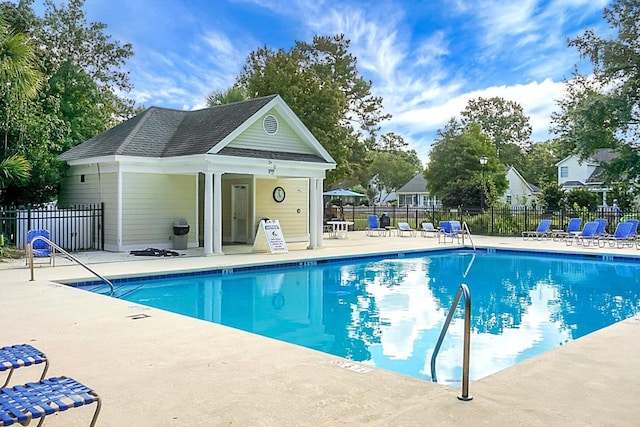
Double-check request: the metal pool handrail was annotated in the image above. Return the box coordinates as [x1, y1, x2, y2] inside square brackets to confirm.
[462, 221, 475, 251]
[430, 283, 472, 401]
[27, 236, 114, 296]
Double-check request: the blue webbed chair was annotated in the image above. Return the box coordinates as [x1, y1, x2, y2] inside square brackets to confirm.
[566, 221, 599, 246]
[0, 376, 101, 427]
[522, 219, 552, 240]
[26, 229, 53, 266]
[0, 344, 101, 427]
[0, 345, 49, 388]
[365, 215, 386, 236]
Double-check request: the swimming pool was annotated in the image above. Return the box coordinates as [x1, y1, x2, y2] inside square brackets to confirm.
[82, 249, 640, 384]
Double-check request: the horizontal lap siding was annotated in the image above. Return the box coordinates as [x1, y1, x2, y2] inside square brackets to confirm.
[228, 110, 314, 154]
[122, 173, 196, 246]
[58, 169, 117, 247]
[255, 178, 308, 241]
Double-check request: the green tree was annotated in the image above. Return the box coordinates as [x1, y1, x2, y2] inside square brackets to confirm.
[425, 123, 507, 207]
[0, 154, 30, 188]
[0, 0, 136, 204]
[552, 0, 640, 181]
[521, 139, 564, 187]
[236, 34, 390, 186]
[368, 150, 422, 199]
[605, 182, 635, 211]
[0, 10, 42, 192]
[566, 188, 600, 212]
[540, 182, 565, 210]
[460, 97, 533, 165]
[206, 86, 247, 106]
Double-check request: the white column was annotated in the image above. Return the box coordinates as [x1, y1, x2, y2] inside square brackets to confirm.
[308, 178, 324, 249]
[116, 167, 123, 251]
[204, 172, 213, 255]
[308, 178, 318, 249]
[213, 172, 223, 254]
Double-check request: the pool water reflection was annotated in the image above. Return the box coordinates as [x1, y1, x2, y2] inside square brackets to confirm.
[96, 250, 640, 383]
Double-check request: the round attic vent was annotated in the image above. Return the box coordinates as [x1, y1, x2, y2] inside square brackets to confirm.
[263, 114, 279, 135]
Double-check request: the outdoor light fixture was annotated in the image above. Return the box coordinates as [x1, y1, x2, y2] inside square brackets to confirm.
[479, 156, 488, 210]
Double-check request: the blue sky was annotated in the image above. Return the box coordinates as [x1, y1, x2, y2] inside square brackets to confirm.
[42, 0, 611, 163]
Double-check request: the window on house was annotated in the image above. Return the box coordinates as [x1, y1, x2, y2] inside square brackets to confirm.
[560, 166, 568, 178]
[80, 174, 85, 183]
[506, 195, 512, 205]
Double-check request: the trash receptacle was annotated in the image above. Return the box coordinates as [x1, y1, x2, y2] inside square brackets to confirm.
[173, 218, 190, 250]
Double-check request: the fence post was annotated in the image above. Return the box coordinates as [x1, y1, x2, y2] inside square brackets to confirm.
[100, 202, 105, 251]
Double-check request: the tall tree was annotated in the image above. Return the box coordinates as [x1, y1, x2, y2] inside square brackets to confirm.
[521, 139, 565, 187]
[460, 96, 532, 167]
[368, 150, 422, 198]
[206, 86, 247, 106]
[236, 34, 390, 186]
[425, 123, 507, 207]
[552, 0, 640, 183]
[0, 11, 42, 192]
[0, 0, 136, 204]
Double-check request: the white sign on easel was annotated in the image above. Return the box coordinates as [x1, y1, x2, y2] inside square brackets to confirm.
[253, 219, 288, 254]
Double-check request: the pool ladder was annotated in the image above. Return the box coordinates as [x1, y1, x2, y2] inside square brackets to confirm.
[27, 236, 114, 296]
[461, 221, 475, 251]
[430, 283, 472, 401]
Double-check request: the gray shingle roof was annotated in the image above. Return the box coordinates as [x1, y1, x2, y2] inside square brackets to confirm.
[396, 173, 427, 194]
[60, 95, 283, 161]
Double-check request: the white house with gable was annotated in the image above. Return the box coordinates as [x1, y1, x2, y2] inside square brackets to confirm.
[555, 148, 618, 204]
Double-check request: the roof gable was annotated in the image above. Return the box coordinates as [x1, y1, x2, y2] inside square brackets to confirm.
[59, 95, 334, 165]
[396, 173, 427, 194]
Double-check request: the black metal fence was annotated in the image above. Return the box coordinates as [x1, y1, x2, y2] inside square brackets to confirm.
[0, 203, 104, 251]
[326, 205, 638, 236]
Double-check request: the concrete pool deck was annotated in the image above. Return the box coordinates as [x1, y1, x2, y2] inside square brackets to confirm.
[1, 233, 639, 426]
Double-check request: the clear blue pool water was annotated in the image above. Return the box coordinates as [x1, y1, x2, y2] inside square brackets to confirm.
[84, 249, 640, 383]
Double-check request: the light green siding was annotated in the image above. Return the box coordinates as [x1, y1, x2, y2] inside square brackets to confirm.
[227, 110, 314, 154]
[121, 173, 197, 246]
[255, 178, 308, 241]
[58, 168, 118, 248]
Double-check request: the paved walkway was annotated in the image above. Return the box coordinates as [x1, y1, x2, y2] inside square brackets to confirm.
[1, 233, 639, 426]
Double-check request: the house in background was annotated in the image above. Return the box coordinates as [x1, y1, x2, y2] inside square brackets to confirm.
[501, 166, 541, 207]
[395, 173, 440, 207]
[368, 174, 396, 205]
[556, 148, 618, 205]
[58, 95, 336, 254]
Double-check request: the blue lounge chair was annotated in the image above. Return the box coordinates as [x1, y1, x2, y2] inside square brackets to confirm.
[594, 218, 608, 237]
[438, 221, 459, 244]
[26, 229, 53, 266]
[1, 344, 49, 388]
[625, 219, 638, 241]
[598, 221, 633, 248]
[522, 219, 552, 240]
[566, 221, 599, 246]
[420, 222, 438, 238]
[365, 215, 386, 236]
[0, 376, 101, 426]
[397, 222, 417, 237]
[553, 218, 582, 241]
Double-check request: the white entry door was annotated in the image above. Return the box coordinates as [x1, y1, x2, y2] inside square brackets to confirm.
[231, 185, 248, 243]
